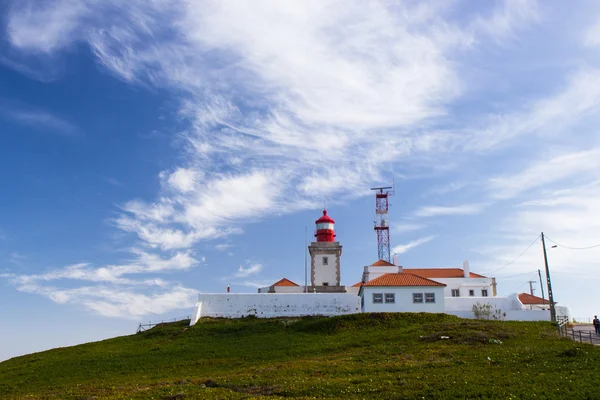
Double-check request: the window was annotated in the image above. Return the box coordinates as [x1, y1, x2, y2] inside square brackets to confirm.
[469, 289, 475, 297]
[482, 289, 488, 297]
[413, 293, 423, 303]
[385, 293, 395, 303]
[425, 293, 436, 303]
[322, 256, 328, 265]
[373, 293, 383, 303]
[322, 282, 329, 286]
[451, 289, 460, 297]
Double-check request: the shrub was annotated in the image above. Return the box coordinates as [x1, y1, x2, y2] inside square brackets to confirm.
[472, 302, 506, 320]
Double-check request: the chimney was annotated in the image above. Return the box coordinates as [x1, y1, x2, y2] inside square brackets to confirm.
[393, 253, 399, 266]
[492, 277, 497, 296]
[463, 260, 470, 278]
[362, 266, 370, 283]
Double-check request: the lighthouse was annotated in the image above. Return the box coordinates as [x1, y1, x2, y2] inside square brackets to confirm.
[308, 210, 345, 292]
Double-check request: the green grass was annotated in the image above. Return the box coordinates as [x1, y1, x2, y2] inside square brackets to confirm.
[0, 313, 598, 399]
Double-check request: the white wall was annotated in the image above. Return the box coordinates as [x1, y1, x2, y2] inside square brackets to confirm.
[362, 265, 403, 282]
[444, 294, 523, 312]
[190, 293, 360, 324]
[445, 309, 551, 321]
[346, 286, 360, 296]
[361, 286, 445, 313]
[313, 254, 338, 286]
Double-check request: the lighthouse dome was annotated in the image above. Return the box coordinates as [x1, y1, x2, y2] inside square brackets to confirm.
[315, 210, 335, 224]
[315, 210, 335, 242]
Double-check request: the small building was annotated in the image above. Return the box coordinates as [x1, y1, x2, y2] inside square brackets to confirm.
[258, 278, 303, 293]
[359, 273, 446, 313]
[517, 293, 550, 310]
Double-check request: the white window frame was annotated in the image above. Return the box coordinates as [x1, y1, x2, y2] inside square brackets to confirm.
[482, 289, 488, 297]
[384, 293, 395, 304]
[373, 293, 383, 304]
[469, 289, 475, 297]
[451, 289, 460, 297]
[425, 293, 435, 303]
[413, 293, 423, 303]
[322, 256, 328, 265]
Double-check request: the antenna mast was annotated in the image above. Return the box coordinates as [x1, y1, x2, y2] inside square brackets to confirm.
[371, 184, 394, 262]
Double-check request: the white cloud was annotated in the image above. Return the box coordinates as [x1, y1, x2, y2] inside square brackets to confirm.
[214, 243, 233, 251]
[489, 148, 600, 200]
[8, 252, 26, 266]
[584, 16, 600, 48]
[7, 0, 88, 53]
[392, 223, 426, 234]
[0, 105, 78, 136]
[470, 0, 539, 42]
[3, 249, 201, 318]
[392, 235, 437, 254]
[8, 250, 197, 286]
[467, 68, 600, 151]
[16, 283, 198, 319]
[165, 168, 200, 193]
[414, 203, 488, 217]
[234, 264, 263, 278]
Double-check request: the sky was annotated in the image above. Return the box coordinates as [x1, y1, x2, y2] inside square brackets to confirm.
[2, 0, 600, 361]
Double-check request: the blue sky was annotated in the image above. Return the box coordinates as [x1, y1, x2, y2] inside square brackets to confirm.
[2, 0, 600, 361]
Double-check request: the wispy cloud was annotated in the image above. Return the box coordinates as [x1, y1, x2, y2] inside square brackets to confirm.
[414, 203, 488, 217]
[15, 283, 198, 319]
[0, 105, 78, 136]
[392, 223, 426, 234]
[2, 249, 201, 318]
[214, 243, 233, 251]
[488, 148, 600, 200]
[233, 264, 263, 279]
[8, 252, 26, 267]
[392, 235, 437, 254]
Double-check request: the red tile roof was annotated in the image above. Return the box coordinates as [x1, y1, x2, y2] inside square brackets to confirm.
[362, 273, 446, 287]
[518, 293, 550, 305]
[272, 278, 299, 287]
[404, 268, 487, 279]
[370, 259, 396, 267]
[351, 281, 362, 287]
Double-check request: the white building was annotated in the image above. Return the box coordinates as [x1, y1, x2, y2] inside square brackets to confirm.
[359, 273, 446, 313]
[361, 260, 496, 299]
[258, 278, 304, 293]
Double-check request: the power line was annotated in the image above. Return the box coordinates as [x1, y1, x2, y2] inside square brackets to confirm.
[496, 270, 538, 279]
[487, 235, 540, 274]
[544, 235, 600, 250]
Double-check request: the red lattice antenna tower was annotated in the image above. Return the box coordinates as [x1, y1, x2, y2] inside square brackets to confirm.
[371, 184, 394, 262]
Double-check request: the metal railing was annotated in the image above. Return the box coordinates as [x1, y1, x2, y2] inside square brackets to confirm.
[136, 315, 191, 333]
[558, 324, 600, 345]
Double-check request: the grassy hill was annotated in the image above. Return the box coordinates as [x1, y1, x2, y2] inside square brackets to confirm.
[0, 313, 598, 399]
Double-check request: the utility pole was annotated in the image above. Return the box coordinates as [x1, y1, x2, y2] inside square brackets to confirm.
[537, 269, 545, 303]
[304, 226, 308, 293]
[527, 280, 536, 310]
[541, 232, 556, 322]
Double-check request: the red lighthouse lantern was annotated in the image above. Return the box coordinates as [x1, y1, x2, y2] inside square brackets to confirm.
[315, 210, 335, 242]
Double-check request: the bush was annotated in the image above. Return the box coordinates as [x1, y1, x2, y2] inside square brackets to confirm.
[472, 302, 506, 320]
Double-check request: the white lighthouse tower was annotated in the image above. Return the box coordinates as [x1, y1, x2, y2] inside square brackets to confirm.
[308, 210, 345, 293]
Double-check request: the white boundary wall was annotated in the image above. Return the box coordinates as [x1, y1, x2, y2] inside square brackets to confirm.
[191, 293, 360, 324]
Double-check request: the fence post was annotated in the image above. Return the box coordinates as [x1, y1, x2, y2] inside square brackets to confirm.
[579, 331, 582, 342]
[572, 330, 575, 340]
[590, 332, 593, 344]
